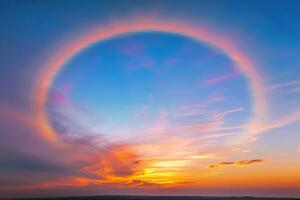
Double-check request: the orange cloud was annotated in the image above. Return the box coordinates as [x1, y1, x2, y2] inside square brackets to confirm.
[79, 143, 147, 182]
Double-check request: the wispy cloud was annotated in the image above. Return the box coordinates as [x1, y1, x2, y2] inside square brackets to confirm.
[171, 95, 225, 119]
[247, 108, 300, 139]
[289, 86, 300, 93]
[133, 106, 149, 119]
[202, 69, 239, 86]
[212, 107, 243, 120]
[267, 80, 300, 94]
[267, 80, 300, 90]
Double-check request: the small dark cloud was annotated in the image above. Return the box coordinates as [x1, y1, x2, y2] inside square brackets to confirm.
[209, 159, 263, 169]
[236, 159, 263, 165]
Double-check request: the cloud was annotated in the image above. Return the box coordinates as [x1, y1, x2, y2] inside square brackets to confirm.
[202, 69, 239, 86]
[120, 42, 144, 56]
[46, 88, 104, 142]
[81, 143, 145, 178]
[0, 104, 150, 191]
[133, 106, 149, 119]
[0, 146, 88, 191]
[267, 80, 300, 90]
[0, 129, 147, 191]
[235, 159, 263, 165]
[0, 148, 69, 174]
[246, 108, 300, 140]
[0, 105, 35, 129]
[171, 94, 226, 119]
[212, 107, 243, 120]
[209, 159, 263, 169]
[267, 80, 300, 94]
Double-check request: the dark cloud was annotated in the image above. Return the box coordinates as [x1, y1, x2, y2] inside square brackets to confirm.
[0, 148, 68, 173]
[236, 159, 263, 165]
[209, 159, 263, 169]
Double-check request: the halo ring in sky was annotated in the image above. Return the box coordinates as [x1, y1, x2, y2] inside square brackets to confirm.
[36, 18, 268, 143]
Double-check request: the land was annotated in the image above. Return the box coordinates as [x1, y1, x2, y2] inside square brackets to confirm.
[10, 196, 300, 200]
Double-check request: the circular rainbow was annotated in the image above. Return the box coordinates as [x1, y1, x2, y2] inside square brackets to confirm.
[36, 18, 268, 143]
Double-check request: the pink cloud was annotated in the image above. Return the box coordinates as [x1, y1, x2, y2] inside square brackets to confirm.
[267, 80, 300, 94]
[267, 80, 300, 90]
[133, 106, 149, 119]
[212, 107, 243, 120]
[244, 108, 300, 142]
[49, 90, 73, 109]
[48, 83, 74, 109]
[202, 69, 240, 86]
[288, 86, 300, 94]
[121, 42, 144, 56]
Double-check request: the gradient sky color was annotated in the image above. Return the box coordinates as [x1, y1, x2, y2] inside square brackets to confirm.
[1, 0, 300, 199]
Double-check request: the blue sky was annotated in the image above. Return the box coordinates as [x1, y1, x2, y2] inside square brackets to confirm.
[47, 32, 250, 140]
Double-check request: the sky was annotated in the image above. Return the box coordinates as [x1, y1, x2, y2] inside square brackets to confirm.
[0, 0, 300, 198]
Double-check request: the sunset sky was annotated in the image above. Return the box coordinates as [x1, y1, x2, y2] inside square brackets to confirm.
[1, 0, 300, 198]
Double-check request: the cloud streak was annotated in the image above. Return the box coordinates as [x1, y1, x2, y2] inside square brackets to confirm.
[267, 80, 300, 90]
[202, 69, 240, 86]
